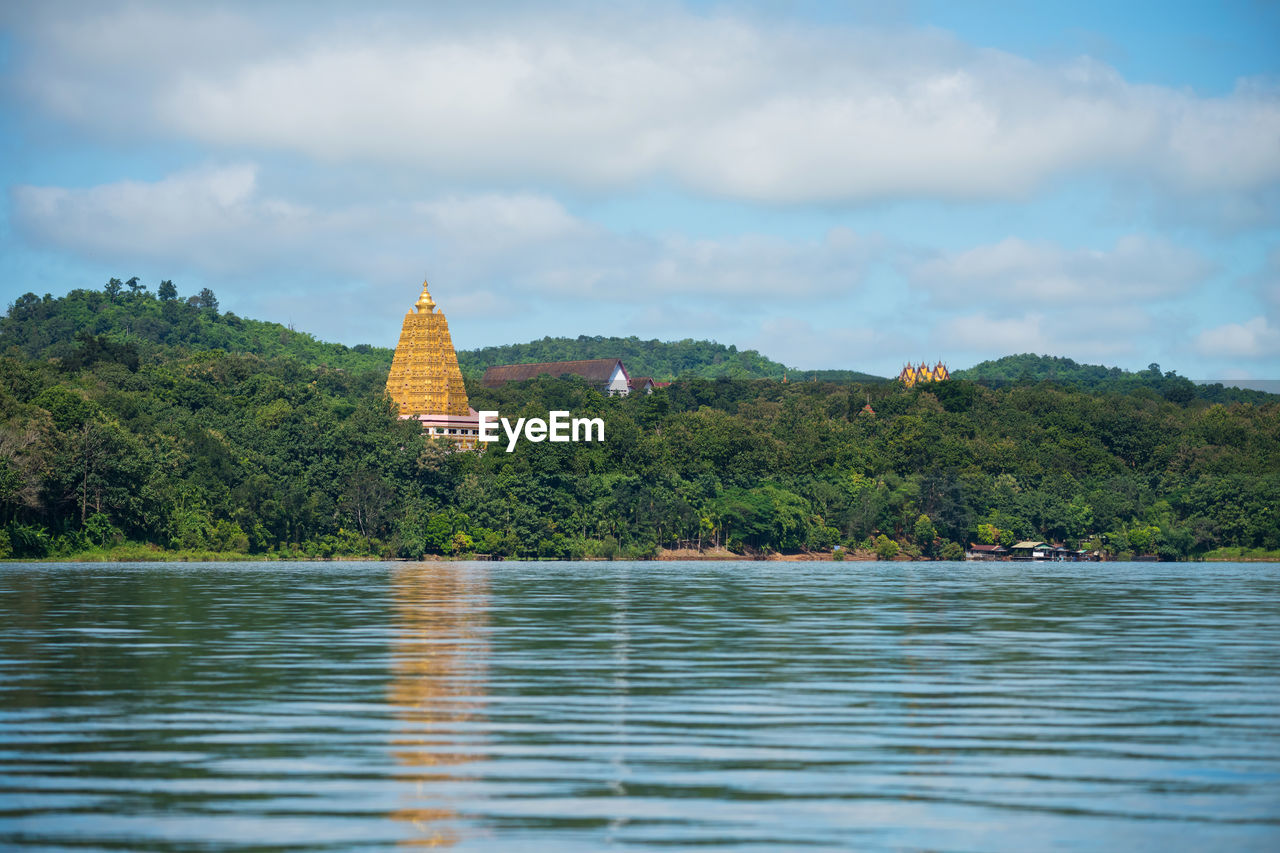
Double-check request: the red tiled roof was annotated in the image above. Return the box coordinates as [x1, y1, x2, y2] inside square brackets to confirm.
[482, 358, 626, 388]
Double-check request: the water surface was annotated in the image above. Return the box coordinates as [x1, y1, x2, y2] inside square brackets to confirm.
[2, 561, 1278, 850]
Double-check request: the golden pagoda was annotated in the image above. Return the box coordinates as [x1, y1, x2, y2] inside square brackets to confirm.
[897, 360, 950, 387]
[386, 281, 470, 417]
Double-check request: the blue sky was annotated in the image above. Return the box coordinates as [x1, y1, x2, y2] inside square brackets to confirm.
[1, 1, 1277, 378]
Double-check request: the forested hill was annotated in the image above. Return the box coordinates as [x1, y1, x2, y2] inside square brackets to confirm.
[457, 335, 885, 382]
[0, 286, 394, 375]
[4, 287, 889, 382]
[4, 287, 1266, 403]
[956, 353, 1274, 405]
[2, 282, 1279, 563]
[457, 335, 785, 380]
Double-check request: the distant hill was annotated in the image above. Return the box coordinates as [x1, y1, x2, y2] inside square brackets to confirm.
[955, 353, 1275, 405]
[808, 369, 889, 384]
[457, 335, 885, 383]
[1, 286, 394, 375]
[3, 287, 891, 384]
[955, 353, 1127, 385]
[458, 335, 783, 381]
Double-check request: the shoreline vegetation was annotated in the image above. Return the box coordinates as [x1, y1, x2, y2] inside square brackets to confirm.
[2, 284, 1279, 565]
[5, 543, 1278, 564]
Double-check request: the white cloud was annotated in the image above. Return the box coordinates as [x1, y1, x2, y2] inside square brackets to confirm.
[11, 165, 268, 270]
[937, 306, 1160, 365]
[1195, 316, 1280, 358]
[941, 312, 1050, 353]
[641, 228, 875, 299]
[414, 195, 588, 245]
[8, 3, 1279, 203]
[10, 164, 1267, 374]
[9, 167, 590, 289]
[911, 235, 1212, 305]
[9, 164, 876, 331]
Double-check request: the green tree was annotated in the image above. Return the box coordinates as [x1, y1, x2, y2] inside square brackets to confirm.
[976, 523, 999, 545]
[450, 531, 474, 555]
[1062, 499, 1094, 541]
[913, 513, 937, 553]
[1127, 523, 1160, 554]
[340, 468, 394, 538]
[6, 523, 51, 557]
[874, 534, 900, 560]
[84, 512, 122, 547]
[190, 288, 219, 312]
[0, 458, 23, 523]
[158, 279, 178, 301]
[422, 510, 469, 554]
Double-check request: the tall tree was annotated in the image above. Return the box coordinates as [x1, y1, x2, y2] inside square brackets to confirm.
[914, 513, 937, 556]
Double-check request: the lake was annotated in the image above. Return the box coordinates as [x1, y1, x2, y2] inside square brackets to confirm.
[2, 560, 1278, 851]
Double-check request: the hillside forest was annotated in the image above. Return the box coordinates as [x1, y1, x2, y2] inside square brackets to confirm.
[1, 283, 1278, 561]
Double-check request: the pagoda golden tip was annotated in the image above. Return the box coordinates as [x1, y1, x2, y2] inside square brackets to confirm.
[414, 281, 436, 313]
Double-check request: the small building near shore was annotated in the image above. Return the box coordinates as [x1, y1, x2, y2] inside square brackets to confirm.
[1010, 541, 1053, 561]
[966, 543, 1008, 561]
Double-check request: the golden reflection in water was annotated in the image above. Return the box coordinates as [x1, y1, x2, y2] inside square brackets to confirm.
[388, 563, 490, 848]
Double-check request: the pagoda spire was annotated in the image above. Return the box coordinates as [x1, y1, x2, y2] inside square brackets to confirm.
[414, 280, 436, 313]
[386, 279, 470, 417]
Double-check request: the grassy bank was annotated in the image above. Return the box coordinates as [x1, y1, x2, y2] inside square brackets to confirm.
[1200, 546, 1280, 562]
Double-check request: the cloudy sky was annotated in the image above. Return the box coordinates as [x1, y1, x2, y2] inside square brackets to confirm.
[2, 1, 1277, 377]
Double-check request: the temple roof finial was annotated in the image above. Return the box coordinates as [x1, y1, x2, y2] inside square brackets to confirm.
[414, 280, 436, 313]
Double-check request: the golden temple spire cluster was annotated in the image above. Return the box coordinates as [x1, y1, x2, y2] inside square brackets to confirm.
[386, 280, 470, 418]
[897, 361, 950, 387]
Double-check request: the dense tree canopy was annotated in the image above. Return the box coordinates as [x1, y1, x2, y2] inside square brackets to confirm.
[2, 286, 394, 374]
[956, 353, 1269, 405]
[457, 334, 823, 381]
[2, 283, 1277, 561]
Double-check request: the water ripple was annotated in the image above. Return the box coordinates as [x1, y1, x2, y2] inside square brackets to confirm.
[1, 560, 1278, 850]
